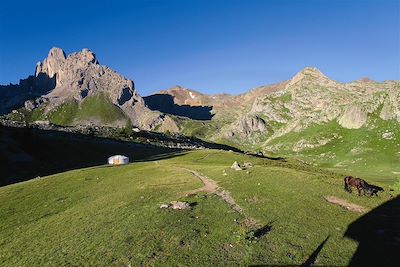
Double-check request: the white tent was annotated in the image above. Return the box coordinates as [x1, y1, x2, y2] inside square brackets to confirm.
[108, 155, 129, 165]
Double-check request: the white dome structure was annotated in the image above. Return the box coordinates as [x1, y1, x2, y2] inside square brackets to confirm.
[108, 155, 129, 165]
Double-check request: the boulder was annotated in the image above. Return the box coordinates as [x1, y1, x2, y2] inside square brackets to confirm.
[338, 105, 367, 129]
[236, 115, 267, 136]
[170, 201, 190, 210]
[24, 100, 36, 111]
[160, 201, 191, 210]
[231, 161, 242, 171]
[243, 162, 253, 168]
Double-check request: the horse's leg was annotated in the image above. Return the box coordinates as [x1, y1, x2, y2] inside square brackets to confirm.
[344, 183, 349, 192]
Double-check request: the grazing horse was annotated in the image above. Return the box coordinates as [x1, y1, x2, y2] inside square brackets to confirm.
[344, 176, 384, 196]
[364, 184, 384, 196]
[344, 176, 368, 196]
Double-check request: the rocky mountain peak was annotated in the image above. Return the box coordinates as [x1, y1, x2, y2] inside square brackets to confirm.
[69, 48, 98, 65]
[356, 77, 375, 83]
[48, 47, 66, 62]
[285, 67, 333, 90]
[293, 67, 327, 81]
[299, 66, 325, 76]
[35, 47, 66, 79]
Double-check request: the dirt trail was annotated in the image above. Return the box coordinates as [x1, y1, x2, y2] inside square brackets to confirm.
[324, 196, 369, 213]
[179, 167, 244, 215]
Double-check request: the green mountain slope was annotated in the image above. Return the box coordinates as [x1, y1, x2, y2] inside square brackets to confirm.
[16, 93, 129, 127]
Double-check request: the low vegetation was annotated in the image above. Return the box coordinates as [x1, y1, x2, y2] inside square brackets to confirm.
[11, 93, 128, 127]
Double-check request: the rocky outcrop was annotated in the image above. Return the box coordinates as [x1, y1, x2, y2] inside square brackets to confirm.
[231, 161, 242, 171]
[238, 115, 267, 135]
[24, 97, 47, 111]
[379, 85, 400, 122]
[338, 105, 368, 129]
[35, 47, 67, 86]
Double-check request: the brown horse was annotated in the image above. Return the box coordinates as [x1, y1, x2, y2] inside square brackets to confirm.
[344, 176, 368, 196]
[363, 184, 384, 196]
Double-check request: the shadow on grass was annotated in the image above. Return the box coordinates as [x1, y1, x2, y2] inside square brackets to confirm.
[344, 195, 400, 266]
[251, 224, 273, 239]
[0, 124, 285, 187]
[301, 235, 330, 267]
[249, 235, 330, 267]
[0, 126, 183, 187]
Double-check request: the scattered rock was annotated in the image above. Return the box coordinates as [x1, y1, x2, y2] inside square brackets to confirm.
[243, 162, 253, 168]
[226, 131, 235, 138]
[160, 201, 191, 210]
[382, 131, 394, 140]
[231, 161, 242, 171]
[170, 201, 191, 210]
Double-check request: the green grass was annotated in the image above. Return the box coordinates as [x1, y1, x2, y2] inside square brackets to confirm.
[0, 150, 397, 266]
[23, 94, 128, 126]
[48, 100, 79, 126]
[76, 93, 127, 124]
[177, 118, 225, 141]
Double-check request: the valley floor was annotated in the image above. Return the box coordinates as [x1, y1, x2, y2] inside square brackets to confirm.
[0, 150, 399, 266]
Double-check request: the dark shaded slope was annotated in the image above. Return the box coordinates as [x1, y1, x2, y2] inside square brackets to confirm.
[0, 125, 244, 186]
[0, 126, 180, 186]
[144, 94, 213, 120]
[0, 73, 56, 115]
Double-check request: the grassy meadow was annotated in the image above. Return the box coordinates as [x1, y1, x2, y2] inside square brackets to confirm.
[0, 150, 397, 266]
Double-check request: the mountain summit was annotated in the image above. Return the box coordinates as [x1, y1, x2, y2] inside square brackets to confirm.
[34, 47, 143, 108]
[0, 47, 178, 131]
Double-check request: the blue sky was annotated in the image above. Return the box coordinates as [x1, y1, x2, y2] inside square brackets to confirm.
[0, 0, 399, 95]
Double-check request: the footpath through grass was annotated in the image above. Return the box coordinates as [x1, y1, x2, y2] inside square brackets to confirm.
[0, 150, 396, 266]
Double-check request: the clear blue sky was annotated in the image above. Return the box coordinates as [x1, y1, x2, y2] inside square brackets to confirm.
[0, 0, 399, 95]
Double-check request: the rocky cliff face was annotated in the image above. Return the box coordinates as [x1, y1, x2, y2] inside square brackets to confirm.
[248, 67, 399, 133]
[1, 47, 178, 131]
[34, 48, 142, 106]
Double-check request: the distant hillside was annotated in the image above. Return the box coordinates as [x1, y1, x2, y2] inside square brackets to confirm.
[147, 68, 400, 181]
